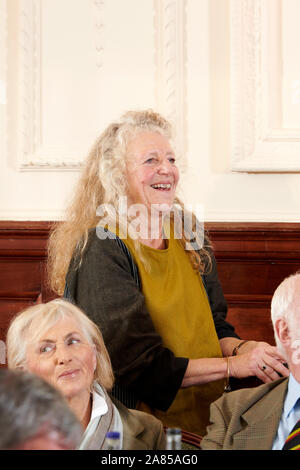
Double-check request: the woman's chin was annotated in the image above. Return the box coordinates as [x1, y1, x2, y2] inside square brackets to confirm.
[56, 381, 85, 400]
[150, 201, 174, 214]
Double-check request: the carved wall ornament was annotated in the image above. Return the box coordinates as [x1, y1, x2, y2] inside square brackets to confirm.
[154, 0, 187, 162]
[231, 0, 300, 172]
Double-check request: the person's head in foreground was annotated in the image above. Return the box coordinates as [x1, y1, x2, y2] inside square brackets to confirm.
[6, 298, 166, 450]
[0, 368, 82, 450]
[201, 272, 300, 450]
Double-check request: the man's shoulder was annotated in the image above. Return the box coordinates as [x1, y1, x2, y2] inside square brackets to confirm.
[215, 377, 288, 411]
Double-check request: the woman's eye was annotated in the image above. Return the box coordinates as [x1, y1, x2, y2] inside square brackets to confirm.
[168, 157, 176, 164]
[40, 345, 53, 354]
[68, 337, 80, 346]
[145, 157, 156, 164]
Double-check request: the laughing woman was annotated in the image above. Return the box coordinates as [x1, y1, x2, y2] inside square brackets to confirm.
[47, 110, 289, 436]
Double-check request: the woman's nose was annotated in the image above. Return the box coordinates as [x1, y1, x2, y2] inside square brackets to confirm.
[55, 344, 72, 364]
[157, 158, 172, 174]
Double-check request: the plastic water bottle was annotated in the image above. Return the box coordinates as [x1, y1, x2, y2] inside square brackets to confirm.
[105, 431, 121, 450]
[166, 427, 181, 450]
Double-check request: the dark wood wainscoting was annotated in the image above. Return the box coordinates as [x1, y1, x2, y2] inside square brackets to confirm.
[0, 221, 55, 356]
[0, 221, 299, 366]
[207, 222, 300, 344]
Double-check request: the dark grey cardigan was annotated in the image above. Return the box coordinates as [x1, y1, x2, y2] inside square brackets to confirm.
[65, 228, 238, 411]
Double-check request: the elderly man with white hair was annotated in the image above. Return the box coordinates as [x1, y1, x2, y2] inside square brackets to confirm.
[201, 272, 300, 450]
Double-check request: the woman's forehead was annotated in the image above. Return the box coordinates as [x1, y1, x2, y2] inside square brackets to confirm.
[29, 314, 85, 343]
[126, 131, 173, 156]
[43, 317, 83, 337]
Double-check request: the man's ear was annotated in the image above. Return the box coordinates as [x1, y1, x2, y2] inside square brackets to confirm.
[275, 318, 291, 347]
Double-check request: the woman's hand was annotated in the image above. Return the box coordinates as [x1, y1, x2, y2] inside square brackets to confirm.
[229, 341, 289, 383]
[181, 340, 289, 388]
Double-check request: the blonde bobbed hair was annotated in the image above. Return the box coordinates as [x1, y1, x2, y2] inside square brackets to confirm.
[47, 109, 211, 296]
[6, 299, 114, 391]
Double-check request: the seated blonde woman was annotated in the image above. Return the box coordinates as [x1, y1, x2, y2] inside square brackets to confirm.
[6, 299, 166, 450]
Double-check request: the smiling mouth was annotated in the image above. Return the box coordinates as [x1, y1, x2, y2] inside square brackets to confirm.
[58, 369, 80, 379]
[151, 183, 172, 190]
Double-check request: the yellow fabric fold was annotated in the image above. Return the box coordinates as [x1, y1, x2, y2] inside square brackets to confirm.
[122, 231, 224, 436]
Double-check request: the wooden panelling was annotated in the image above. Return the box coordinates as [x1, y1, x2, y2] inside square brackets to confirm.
[0, 221, 56, 355]
[0, 221, 299, 367]
[207, 222, 300, 344]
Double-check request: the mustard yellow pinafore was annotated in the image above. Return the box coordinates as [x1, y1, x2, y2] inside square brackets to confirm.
[122, 233, 225, 436]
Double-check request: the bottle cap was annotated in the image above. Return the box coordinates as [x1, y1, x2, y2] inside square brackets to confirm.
[106, 431, 120, 439]
[166, 427, 181, 435]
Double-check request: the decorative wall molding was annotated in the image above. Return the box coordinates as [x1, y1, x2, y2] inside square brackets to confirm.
[18, 0, 42, 169]
[204, 209, 300, 224]
[93, 0, 105, 69]
[0, 0, 7, 162]
[0, 210, 64, 222]
[231, 0, 300, 172]
[17, 0, 187, 170]
[154, 0, 187, 161]
[17, 0, 104, 171]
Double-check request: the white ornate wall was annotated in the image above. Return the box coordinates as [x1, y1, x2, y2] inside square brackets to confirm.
[16, 0, 187, 170]
[0, 0, 7, 170]
[1, 0, 300, 221]
[231, 0, 300, 171]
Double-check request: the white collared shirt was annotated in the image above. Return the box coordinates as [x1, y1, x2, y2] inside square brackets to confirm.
[272, 374, 300, 450]
[78, 383, 123, 449]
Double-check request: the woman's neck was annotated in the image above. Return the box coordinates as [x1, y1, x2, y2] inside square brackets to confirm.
[139, 237, 167, 250]
[67, 391, 92, 429]
[136, 210, 167, 249]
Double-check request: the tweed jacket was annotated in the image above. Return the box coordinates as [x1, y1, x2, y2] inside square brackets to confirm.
[201, 377, 289, 450]
[115, 398, 166, 450]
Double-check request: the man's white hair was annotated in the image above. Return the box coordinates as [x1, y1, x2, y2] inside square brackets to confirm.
[271, 272, 300, 357]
